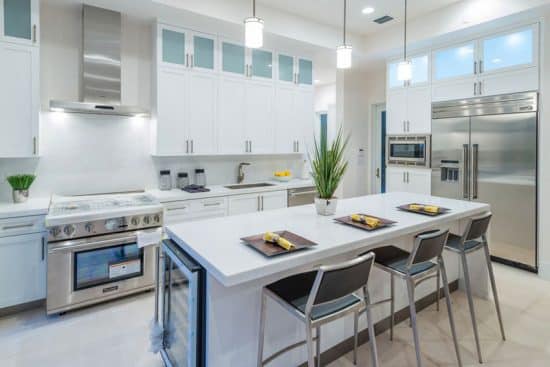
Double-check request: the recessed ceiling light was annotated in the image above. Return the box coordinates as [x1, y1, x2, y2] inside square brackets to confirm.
[362, 7, 375, 15]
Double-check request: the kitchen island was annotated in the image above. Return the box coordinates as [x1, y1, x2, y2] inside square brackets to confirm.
[165, 192, 491, 366]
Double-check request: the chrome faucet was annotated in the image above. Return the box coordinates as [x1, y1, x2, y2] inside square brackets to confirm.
[237, 162, 251, 184]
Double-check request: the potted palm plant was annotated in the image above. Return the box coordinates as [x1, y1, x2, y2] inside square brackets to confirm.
[7, 174, 36, 203]
[309, 128, 349, 216]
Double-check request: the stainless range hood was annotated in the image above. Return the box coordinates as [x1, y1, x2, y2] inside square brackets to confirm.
[50, 5, 148, 117]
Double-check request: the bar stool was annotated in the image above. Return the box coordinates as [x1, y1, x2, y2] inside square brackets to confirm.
[257, 252, 379, 367]
[369, 229, 462, 367]
[436, 212, 506, 364]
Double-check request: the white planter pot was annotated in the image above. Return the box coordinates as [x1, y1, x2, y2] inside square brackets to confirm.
[315, 197, 338, 216]
[12, 189, 29, 203]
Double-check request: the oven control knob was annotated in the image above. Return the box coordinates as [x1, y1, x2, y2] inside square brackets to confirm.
[63, 225, 76, 236]
[50, 226, 61, 238]
[143, 216, 151, 225]
[84, 223, 95, 233]
[104, 219, 120, 231]
[131, 217, 140, 226]
[153, 214, 161, 223]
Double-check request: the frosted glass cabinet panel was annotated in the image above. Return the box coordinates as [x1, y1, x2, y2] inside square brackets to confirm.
[4, 0, 32, 40]
[252, 49, 273, 79]
[434, 43, 475, 81]
[410, 55, 429, 85]
[193, 35, 214, 70]
[298, 58, 313, 85]
[222, 41, 245, 75]
[162, 29, 186, 65]
[278, 54, 294, 82]
[388, 62, 403, 88]
[482, 27, 535, 72]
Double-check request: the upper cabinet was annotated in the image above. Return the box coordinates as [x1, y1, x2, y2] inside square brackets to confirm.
[432, 24, 539, 101]
[388, 54, 429, 89]
[161, 25, 216, 73]
[277, 54, 295, 84]
[0, 0, 39, 46]
[297, 58, 313, 86]
[251, 48, 273, 79]
[221, 39, 246, 76]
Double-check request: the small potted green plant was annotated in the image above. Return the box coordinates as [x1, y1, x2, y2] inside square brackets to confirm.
[309, 128, 349, 216]
[6, 174, 36, 203]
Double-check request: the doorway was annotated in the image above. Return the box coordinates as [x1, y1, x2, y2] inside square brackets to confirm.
[372, 103, 387, 193]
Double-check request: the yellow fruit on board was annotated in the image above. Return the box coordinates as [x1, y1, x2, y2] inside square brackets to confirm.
[263, 232, 295, 250]
[350, 214, 381, 228]
[424, 205, 440, 213]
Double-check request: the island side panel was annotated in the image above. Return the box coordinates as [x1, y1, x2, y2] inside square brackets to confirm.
[203, 218, 483, 367]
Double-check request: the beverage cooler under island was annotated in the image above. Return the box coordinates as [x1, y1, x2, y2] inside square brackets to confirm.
[156, 192, 491, 366]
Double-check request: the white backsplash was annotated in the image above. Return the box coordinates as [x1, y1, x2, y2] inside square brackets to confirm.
[0, 112, 308, 202]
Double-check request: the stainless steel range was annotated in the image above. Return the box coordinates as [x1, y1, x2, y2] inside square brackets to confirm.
[45, 193, 164, 314]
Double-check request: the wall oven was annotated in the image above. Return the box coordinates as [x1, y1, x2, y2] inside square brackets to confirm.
[157, 239, 206, 367]
[386, 135, 431, 167]
[47, 230, 156, 314]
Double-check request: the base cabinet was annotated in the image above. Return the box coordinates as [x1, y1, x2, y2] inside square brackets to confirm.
[228, 191, 287, 216]
[0, 231, 46, 309]
[387, 167, 431, 195]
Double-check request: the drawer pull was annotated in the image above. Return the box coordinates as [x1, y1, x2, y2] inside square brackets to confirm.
[167, 207, 187, 211]
[203, 202, 222, 207]
[2, 223, 35, 231]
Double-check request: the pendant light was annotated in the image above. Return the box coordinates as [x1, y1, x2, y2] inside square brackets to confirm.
[244, 0, 264, 48]
[397, 0, 412, 81]
[336, 0, 352, 69]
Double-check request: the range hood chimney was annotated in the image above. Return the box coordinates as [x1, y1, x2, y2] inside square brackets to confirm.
[50, 5, 148, 117]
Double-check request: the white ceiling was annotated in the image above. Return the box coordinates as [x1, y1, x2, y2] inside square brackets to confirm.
[257, 0, 462, 35]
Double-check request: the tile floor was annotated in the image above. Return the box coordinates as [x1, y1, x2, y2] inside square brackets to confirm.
[1, 263, 550, 367]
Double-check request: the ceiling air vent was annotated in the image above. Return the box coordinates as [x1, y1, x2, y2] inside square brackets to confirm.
[374, 15, 394, 24]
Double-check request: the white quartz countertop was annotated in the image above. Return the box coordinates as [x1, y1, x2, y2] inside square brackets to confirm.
[0, 197, 51, 219]
[166, 192, 490, 287]
[148, 179, 314, 203]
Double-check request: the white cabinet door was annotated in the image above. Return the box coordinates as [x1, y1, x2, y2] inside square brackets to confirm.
[218, 76, 247, 154]
[155, 68, 187, 155]
[295, 89, 315, 154]
[406, 86, 431, 134]
[245, 80, 275, 154]
[187, 72, 217, 154]
[386, 168, 407, 193]
[261, 191, 287, 211]
[480, 67, 538, 97]
[274, 85, 296, 153]
[228, 194, 260, 215]
[432, 78, 476, 102]
[0, 42, 39, 157]
[1, 0, 39, 46]
[387, 89, 408, 135]
[0, 232, 46, 308]
[408, 169, 432, 195]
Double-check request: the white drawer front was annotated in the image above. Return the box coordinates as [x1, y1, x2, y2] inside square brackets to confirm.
[0, 215, 45, 237]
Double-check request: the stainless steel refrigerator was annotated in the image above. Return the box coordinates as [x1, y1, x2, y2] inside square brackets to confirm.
[432, 92, 538, 271]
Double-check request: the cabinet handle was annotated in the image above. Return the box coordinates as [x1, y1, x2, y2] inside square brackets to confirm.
[2, 223, 34, 231]
[296, 141, 299, 152]
[403, 172, 406, 183]
[474, 61, 477, 74]
[190, 54, 194, 68]
[407, 172, 410, 183]
[186, 140, 189, 153]
[257, 196, 261, 211]
[403, 121, 406, 132]
[42, 236, 45, 261]
[407, 121, 410, 132]
[249, 140, 252, 153]
[261, 196, 264, 211]
[191, 140, 194, 153]
[33, 137, 37, 155]
[478, 81, 482, 95]
[186, 54, 189, 67]
[203, 202, 222, 207]
[32, 25, 37, 43]
[474, 82, 477, 96]
[479, 60, 483, 74]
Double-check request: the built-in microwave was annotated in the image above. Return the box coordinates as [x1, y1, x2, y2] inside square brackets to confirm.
[386, 135, 431, 168]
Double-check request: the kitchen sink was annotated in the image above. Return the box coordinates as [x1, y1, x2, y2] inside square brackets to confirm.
[224, 183, 275, 190]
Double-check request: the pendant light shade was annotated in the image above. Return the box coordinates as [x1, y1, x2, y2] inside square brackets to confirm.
[397, 0, 411, 81]
[337, 0, 352, 69]
[244, 0, 263, 48]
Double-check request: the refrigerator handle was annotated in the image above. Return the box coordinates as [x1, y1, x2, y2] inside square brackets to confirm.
[463, 144, 470, 199]
[472, 144, 479, 199]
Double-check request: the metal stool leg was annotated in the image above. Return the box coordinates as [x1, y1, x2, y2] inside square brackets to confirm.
[436, 268, 441, 312]
[461, 252, 483, 363]
[364, 287, 380, 367]
[305, 323, 315, 367]
[353, 311, 359, 365]
[409, 284, 415, 328]
[406, 278, 423, 367]
[316, 326, 321, 367]
[390, 273, 395, 341]
[483, 242, 506, 341]
[257, 290, 267, 367]
[439, 257, 463, 367]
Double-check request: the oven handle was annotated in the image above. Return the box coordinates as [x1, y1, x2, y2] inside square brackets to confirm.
[48, 234, 139, 253]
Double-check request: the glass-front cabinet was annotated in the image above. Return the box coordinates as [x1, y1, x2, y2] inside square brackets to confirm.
[298, 58, 313, 86]
[221, 40, 246, 76]
[433, 42, 476, 81]
[251, 49, 273, 79]
[481, 26, 536, 74]
[1, 0, 39, 45]
[388, 54, 429, 89]
[160, 25, 216, 72]
[278, 54, 295, 83]
[162, 28, 186, 66]
[192, 33, 215, 71]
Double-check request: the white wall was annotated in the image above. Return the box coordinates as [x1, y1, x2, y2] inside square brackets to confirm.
[0, 0, 308, 202]
[313, 84, 335, 113]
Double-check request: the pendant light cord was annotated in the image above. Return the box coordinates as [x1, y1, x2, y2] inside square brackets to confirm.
[253, 0, 256, 17]
[343, 0, 347, 45]
[403, 0, 407, 61]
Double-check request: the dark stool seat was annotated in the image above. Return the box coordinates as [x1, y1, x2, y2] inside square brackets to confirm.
[444, 233, 483, 253]
[371, 246, 437, 276]
[267, 271, 361, 320]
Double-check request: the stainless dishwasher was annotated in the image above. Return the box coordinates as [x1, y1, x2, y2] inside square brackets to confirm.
[287, 186, 317, 207]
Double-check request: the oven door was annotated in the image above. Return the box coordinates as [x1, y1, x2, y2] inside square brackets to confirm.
[160, 239, 205, 367]
[47, 231, 156, 314]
